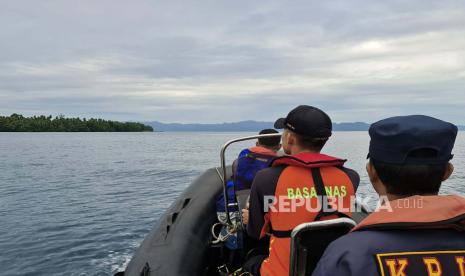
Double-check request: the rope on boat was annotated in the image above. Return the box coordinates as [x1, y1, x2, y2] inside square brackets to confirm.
[211, 222, 240, 244]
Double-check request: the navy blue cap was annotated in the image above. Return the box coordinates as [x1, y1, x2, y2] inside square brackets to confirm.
[274, 105, 332, 138]
[368, 115, 458, 165]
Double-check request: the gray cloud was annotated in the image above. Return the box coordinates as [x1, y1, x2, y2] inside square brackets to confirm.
[1, 0, 465, 123]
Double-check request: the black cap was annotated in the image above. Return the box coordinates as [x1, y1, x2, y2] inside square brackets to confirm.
[368, 115, 458, 165]
[258, 129, 280, 147]
[274, 105, 332, 138]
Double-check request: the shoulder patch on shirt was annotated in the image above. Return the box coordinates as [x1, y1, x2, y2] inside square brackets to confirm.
[375, 250, 465, 276]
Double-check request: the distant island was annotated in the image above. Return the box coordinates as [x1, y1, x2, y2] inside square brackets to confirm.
[146, 120, 465, 132]
[0, 114, 153, 132]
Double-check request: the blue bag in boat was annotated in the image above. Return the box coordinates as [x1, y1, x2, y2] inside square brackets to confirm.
[216, 179, 243, 250]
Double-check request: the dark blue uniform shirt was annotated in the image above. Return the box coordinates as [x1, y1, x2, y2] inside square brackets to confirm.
[313, 228, 465, 275]
[313, 195, 465, 276]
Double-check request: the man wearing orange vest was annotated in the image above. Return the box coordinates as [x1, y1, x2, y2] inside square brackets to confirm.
[242, 105, 359, 275]
[313, 115, 465, 276]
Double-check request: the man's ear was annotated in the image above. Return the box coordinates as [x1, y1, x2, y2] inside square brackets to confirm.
[443, 162, 454, 181]
[366, 161, 387, 195]
[287, 132, 296, 146]
[366, 161, 379, 183]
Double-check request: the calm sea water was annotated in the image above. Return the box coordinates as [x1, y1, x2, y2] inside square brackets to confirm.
[0, 132, 464, 276]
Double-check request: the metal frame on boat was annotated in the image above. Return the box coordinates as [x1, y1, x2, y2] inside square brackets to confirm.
[219, 133, 283, 226]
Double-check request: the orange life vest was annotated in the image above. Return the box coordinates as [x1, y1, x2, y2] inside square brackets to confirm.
[259, 152, 356, 276]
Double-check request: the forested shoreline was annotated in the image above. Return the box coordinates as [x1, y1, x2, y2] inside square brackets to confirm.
[0, 114, 153, 132]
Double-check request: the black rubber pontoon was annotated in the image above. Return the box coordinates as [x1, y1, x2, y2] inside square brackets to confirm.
[123, 167, 230, 276]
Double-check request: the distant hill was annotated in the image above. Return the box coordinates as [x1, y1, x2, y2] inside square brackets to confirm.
[148, 120, 274, 132]
[333, 122, 370, 131]
[147, 120, 371, 132]
[147, 120, 465, 132]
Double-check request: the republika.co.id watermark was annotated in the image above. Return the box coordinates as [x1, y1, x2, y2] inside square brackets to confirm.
[262, 195, 424, 213]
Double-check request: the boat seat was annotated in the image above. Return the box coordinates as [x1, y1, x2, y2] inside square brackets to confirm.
[289, 218, 356, 276]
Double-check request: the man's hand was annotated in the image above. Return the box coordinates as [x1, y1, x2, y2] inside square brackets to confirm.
[242, 208, 249, 225]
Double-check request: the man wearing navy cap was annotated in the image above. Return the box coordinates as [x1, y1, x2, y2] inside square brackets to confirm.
[240, 105, 360, 275]
[313, 115, 465, 276]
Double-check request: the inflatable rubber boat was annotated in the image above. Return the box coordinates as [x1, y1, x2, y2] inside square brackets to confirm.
[118, 134, 370, 276]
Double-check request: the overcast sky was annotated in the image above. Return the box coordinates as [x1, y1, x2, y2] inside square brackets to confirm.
[1, 0, 464, 123]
